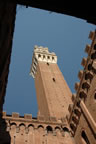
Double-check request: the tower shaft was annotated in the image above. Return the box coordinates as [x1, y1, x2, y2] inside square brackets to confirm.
[30, 46, 72, 120]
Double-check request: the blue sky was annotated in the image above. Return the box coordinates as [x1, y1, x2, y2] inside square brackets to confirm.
[3, 6, 96, 117]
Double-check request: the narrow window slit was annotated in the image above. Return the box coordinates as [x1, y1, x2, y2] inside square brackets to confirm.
[53, 78, 55, 82]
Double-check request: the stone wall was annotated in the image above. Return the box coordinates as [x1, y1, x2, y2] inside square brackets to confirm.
[68, 31, 96, 144]
[2, 112, 75, 144]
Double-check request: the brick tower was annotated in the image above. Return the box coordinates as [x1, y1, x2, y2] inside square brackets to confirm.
[30, 45, 72, 120]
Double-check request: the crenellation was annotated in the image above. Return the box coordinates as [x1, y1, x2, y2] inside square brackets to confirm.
[3, 114, 68, 127]
[72, 93, 76, 103]
[81, 57, 87, 67]
[85, 44, 91, 54]
[74, 82, 80, 92]
[2, 111, 6, 116]
[24, 114, 32, 119]
[49, 116, 57, 122]
[12, 112, 19, 118]
[79, 89, 87, 99]
[88, 31, 95, 40]
[78, 70, 83, 80]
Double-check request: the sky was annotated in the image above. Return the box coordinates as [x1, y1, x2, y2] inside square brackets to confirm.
[3, 5, 96, 117]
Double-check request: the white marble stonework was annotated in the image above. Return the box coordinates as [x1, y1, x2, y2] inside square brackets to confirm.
[30, 45, 57, 78]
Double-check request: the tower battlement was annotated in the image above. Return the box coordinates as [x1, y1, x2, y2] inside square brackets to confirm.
[30, 45, 57, 78]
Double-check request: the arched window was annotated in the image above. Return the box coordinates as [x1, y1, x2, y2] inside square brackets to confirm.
[63, 127, 69, 132]
[38, 125, 44, 129]
[55, 126, 60, 131]
[28, 124, 34, 132]
[28, 124, 34, 127]
[52, 56, 54, 60]
[10, 123, 17, 132]
[46, 126, 53, 133]
[38, 125, 44, 132]
[47, 56, 50, 59]
[81, 130, 90, 144]
[38, 54, 41, 58]
[19, 123, 25, 134]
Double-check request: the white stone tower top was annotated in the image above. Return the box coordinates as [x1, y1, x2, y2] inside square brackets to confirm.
[30, 45, 57, 78]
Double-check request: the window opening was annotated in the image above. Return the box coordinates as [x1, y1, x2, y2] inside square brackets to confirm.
[63, 127, 69, 132]
[52, 57, 54, 60]
[34, 62, 36, 66]
[52, 78, 56, 82]
[43, 55, 45, 58]
[35, 57, 37, 62]
[81, 130, 90, 144]
[47, 56, 50, 59]
[47, 62, 49, 65]
[38, 54, 41, 58]
[46, 126, 53, 133]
